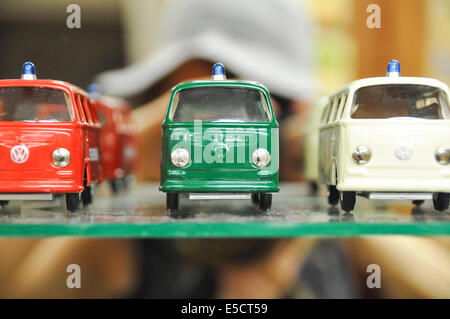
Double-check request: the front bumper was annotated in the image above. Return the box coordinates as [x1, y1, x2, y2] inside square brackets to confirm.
[0, 193, 54, 200]
[338, 176, 450, 192]
[0, 180, 83, 194]
[160, 179, 279, 193]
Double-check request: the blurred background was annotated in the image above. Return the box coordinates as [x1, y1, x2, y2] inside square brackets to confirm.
[0, 0, 449, 299]
[1, 0, 449, 95]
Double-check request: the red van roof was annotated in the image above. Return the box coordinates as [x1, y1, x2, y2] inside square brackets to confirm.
[0, 79, 87, 96]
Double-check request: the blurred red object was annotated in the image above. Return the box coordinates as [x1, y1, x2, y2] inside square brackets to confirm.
[93, 96, 137, 193]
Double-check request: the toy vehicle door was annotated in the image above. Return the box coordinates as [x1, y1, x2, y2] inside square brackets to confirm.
[81, 96, 101, 182]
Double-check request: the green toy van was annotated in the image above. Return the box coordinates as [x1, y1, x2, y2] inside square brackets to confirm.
[160, 63, 279, 211]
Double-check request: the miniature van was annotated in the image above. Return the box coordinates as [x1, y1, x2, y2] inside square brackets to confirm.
[303, 96, 328, 195]
[319, 60, 450, 211]
[0, 62, 102, 212]
[160, 63, 279, 211]
[92, 92, 137, 193]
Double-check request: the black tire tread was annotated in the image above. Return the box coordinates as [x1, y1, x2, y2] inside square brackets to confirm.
[166, 193, 179, 211]
[259, 193, 272, 211]
[328, 185, 339, 205]
[66, 193, 81, 212]
[340, 191, 356, 212]
[433, 193, 449, 212]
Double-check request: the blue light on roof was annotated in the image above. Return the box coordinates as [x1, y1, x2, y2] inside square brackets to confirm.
[386, 59, 401, 77]
[212, 63, 226, 80]
[21, 62, 37, 80]
[88, 83, 100, 95]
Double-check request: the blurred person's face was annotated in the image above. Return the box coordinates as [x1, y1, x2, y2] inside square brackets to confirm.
[131, 58, 307, 181]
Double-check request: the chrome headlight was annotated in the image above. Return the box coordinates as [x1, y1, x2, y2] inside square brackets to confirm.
[171, 148, 190, 167]
[52, 148, 71, 167]
[435, 147, 450, 165]
[352, 146, 371, 165]
[252, 148, 271, 168]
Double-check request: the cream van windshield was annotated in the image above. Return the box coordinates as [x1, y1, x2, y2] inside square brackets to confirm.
[351, 84, 450, 120]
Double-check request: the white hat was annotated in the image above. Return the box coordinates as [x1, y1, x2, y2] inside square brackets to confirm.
[96, 0, 317, 100]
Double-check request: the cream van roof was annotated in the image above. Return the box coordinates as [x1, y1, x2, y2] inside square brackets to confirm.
[331, 77, 450, 98]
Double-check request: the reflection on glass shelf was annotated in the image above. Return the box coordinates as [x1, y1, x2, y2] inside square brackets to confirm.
[0, 183, 448, 237]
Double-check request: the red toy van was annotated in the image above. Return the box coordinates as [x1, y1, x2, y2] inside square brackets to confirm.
[0, 62, 102, 212]
[91, 93, 136, 193]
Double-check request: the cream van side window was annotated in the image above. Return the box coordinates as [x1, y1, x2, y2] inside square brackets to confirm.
[336, 94, 347, 120]
[327, 98, 338, 123]
[322, 102, 331, 124]
[320, 105, 328, 124]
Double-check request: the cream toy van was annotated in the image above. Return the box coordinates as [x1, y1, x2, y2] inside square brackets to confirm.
[303, 97, 328, 194]
[319, 60, 450, 211]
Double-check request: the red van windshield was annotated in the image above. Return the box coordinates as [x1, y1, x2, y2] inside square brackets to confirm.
[0, 86, 73, 122]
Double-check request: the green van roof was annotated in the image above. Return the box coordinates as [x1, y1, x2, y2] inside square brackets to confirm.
[171, 80, 269, 93]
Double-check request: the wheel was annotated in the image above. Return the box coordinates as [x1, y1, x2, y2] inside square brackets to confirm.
[81, 186, 93, 206]
[412, 200, 424, 206]
[259, 193, 272, 211]
[340, 191, 356, 212]
[166, 193, 179, 211]
[109, 179, 120, 194]
[309, 182, 319, 196]
[328, 185, 339, 205]
[433, 192, 449, 211]
[251, 193, 259, 205]
[66, 193, 81, 212]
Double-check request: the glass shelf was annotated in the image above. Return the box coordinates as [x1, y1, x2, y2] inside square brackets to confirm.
[0, 183, 448, 237]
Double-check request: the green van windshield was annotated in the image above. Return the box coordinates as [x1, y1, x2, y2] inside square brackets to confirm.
[171, 86, 271, 122]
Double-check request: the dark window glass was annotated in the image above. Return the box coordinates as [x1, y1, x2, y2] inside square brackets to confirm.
[97, 109, 107, 126]
[0, 86, 73, 122]
[351, 84, 450, 119]
[171, 87, 271, 122]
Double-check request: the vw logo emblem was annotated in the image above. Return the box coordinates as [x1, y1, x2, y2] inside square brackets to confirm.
[211, 143, 230, 159]
[10, 145, 29, 164]
[395, 144, 412, 160]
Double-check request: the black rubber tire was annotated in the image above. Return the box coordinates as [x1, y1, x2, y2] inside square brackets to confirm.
[109, 179, 120, 194]
[259, 193, 272, 211]
[412, 200, 425, 206]
[328, 185, 339, 205]
[166, 193, 179, 211]
[81, 186, 93, 206]
[309, 182, 319, 196]
[251, 193, 259, 205]
[340, 191, 356, 212]
[433, 192, 449, 212]
[0, 201, 9, 206]
[66, 193, 81, 212]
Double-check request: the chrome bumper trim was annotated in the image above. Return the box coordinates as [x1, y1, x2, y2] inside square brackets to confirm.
[367, 192, 432, 200]
[0, 193, 54, 200]
[189, 193, 251, 200]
